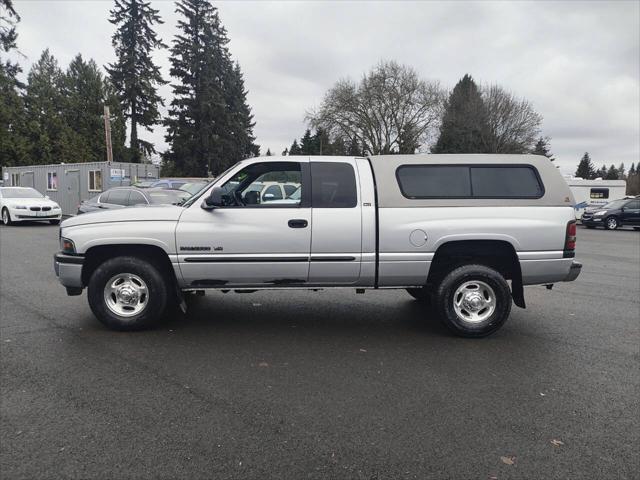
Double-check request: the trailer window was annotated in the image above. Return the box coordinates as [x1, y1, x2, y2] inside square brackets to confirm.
[310, 162, 357, 208]
[590, 188, 609, 199]
[396, 164, 544, 199]
[47, 172, 58, 191]
[88, 170, 102, 192]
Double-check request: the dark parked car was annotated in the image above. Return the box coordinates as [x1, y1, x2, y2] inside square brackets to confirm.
[581, 197, 640, 230]
[77, 187, 191, 214]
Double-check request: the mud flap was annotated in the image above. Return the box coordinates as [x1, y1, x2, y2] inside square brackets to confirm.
[511, 276, 526, 308]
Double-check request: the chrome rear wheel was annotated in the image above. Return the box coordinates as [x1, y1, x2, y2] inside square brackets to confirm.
[452, 280, 496, 324]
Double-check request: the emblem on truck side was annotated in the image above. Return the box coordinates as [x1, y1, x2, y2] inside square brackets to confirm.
[180, 246, 211, 251]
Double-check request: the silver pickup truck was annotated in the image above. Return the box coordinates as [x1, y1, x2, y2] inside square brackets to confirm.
[54, 154, 581, 337]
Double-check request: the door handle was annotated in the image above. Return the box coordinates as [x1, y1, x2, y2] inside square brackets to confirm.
[288, 219, 308, 228]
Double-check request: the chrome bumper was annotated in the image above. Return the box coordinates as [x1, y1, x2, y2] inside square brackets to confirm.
[53, 253, 84, 291]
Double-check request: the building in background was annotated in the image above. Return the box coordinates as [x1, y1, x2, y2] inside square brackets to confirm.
[1, 162, 160, 215]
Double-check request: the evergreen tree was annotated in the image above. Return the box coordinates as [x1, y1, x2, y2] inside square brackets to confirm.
[265, 148, 272, 156]
[432, 74, 490, 153]
[289, 139, 301, 155]
[22, 50, 75, 164]
[575, 152, 595, 179]
[0, 0, 26, 166]
[604, 164, 619, 180]
[163, 0, 257, 176]
[531, 136, 555, 161]
[62, 55, 107, 163]
[107, 0, 166, 162]
[300, 128, 314, 155]
[596, 165, 607, 179]
[618, 163, 625, 179]
[629, 163, 636, 176]
[282, 148, 288, 156]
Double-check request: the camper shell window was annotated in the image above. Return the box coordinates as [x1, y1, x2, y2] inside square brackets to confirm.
[396, 164, 544, 199]
[88, 170, 102, 192]
[47, 172, 58, 191]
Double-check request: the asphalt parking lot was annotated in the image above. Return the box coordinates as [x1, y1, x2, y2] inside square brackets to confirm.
[1, 223, 638, 479]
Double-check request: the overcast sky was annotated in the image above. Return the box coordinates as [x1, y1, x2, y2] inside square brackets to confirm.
[9, 0, 640, 174]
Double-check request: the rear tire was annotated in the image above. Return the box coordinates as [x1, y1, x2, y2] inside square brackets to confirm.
[2, 208, 13, 226]
[604, 216, 619, 230]
[434, 264, 512, 338]
[88, 256, 169, 331]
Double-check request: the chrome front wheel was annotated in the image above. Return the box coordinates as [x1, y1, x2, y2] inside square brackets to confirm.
[103, 273, 149, 317]
[2, 209, 11, 225]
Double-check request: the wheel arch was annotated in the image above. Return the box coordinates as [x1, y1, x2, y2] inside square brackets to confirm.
[427, 239, 525, 308]
[81, 244, 177, 288]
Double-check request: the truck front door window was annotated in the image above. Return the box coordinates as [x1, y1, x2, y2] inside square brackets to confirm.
[221, 162, 304, 207]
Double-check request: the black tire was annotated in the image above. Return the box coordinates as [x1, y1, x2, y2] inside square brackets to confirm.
[49, 219, 60, 225]
[88, 256, 169, 331]
[434, 264, 512, 338]
[406, 287, 432, 305]
[604, 216, 619, 230]
[2, 208, 13, 226]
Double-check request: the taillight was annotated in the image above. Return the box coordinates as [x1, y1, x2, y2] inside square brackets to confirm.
[564, 221, 576, 257]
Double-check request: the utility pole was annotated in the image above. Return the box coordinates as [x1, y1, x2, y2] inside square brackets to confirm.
[103, 106, 113, 164]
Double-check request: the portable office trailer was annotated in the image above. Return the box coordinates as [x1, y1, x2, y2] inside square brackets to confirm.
[1, 162, 160, 215]
[565, 177, 627, 219]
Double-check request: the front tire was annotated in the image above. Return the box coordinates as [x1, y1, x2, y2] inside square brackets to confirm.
[88, 256, 169, 331]
[2, 208, 13, 226]
[605, 216, 619, 230]
[435, 264, 512, 338]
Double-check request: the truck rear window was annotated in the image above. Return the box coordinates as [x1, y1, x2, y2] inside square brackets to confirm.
[396, 164, 544, 199]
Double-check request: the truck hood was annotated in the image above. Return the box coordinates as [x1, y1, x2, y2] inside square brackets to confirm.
[62, 205, 184, 227]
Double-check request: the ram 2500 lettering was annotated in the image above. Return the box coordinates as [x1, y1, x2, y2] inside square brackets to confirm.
[54, 154, 581, 337]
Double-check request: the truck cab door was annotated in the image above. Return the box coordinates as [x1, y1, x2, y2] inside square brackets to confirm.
[176, 160, 312, 287]
[308, 159, 363, 285]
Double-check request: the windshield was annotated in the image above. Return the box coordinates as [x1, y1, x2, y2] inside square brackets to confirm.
[1, 187, 44, 199]
[603, 199, 627, 209]
[146, 189, 191, 205]
[180, 182, 208, 195]
[180, 162, 241, 208]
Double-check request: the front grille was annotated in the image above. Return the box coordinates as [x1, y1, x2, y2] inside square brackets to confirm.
[41, 206, 51, 211]
[29, 206, 41, 211]
[17, 214, 58, 219]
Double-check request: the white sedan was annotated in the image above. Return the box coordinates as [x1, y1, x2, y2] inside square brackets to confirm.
[0, 187, 62, 225]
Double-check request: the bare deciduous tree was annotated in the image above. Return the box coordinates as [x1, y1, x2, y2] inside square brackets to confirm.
[483, 85, 542, 154]
[308, 61, 444, 155]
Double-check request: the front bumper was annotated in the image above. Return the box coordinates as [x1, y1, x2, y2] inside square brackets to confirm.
[53, 252, 84, 292]
[10, 208, 62, 221]
[581, 215, 603, 226]
[564, 261, 582, 282]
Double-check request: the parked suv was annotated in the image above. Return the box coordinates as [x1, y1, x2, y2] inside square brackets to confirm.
[54, 154, 581, 338]
[581, 198, 640, 230]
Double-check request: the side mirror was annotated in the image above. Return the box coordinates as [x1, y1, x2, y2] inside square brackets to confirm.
[202, 186, 228, 209]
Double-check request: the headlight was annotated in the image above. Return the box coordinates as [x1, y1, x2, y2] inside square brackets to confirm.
[11, 205, 27, 210]
[594, 210, 607, 216]
[60, 238, 76, 254]
[52, 206, 61, 210]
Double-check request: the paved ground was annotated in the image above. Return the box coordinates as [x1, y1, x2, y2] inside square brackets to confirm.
[1, 223, 638, 479]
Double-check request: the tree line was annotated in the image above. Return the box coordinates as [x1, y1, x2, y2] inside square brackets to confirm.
[575, 152, 639, 195]
[279, 67, 553, 161]
[0, 0, 258, 176]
